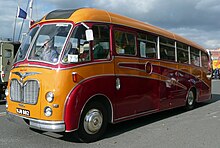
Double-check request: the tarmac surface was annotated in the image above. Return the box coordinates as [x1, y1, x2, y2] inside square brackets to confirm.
[0, 80, 220, 148]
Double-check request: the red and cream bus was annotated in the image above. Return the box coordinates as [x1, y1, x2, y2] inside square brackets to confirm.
[6, 8, 212, 142]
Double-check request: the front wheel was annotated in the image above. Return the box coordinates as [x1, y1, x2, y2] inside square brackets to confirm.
[76, 101, 108, 143]
[185, 89, 196, 110]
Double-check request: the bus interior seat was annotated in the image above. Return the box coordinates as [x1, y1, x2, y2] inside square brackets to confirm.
[146, 48, 156, 58]
[93, 42, 109, 59]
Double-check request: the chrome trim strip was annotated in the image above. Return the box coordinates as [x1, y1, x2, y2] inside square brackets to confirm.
[117, 61, 210, 88]
[12, 64, 56, 70]
[59, 58, 114, 70]
[115, 109, 159, 122]
[118, 64, 146, 73]
[117, 62, 187, 90]
[7, 111, 65, 132]
[12, 57, 114, 71]
[175, 41, 177, 62]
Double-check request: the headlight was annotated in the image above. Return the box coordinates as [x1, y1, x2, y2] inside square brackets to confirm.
[5, 88, 9, 97]
[44, 106, 52, 117]
[46, 92, 54, 103]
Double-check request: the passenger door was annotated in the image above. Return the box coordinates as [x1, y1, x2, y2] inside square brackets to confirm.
[138, 33, 160, 112]
[159, 38, 179, 109]
[113, 29, 143, 119]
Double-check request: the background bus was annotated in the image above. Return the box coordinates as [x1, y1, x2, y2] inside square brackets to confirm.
[208, 49, 220, 78]
[0, 41, 20, 101]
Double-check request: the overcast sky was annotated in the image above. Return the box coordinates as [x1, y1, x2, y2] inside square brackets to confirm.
[0, 0, 220, 49]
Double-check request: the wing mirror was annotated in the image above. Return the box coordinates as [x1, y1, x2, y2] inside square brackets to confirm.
[85, 29, 94, 41]
[81, 22, 94, 41]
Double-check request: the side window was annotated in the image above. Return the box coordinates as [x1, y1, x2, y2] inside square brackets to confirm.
[190, 47, 200, 66]
[62, 25, 90, 63]
[92, 25, 110, 60]
[177, 42, 189, 64]
[114, 30, 136, 56]
[138, 33, 157, 58]
[160, 37, 175, 61]
[201, 52, 209, 69]
[15, 26, 39, 62]
[4, 49, 12, 58]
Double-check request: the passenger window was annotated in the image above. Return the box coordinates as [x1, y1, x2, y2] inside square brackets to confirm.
[92, 25, 110, 60]
[114, 31, 136, 55]
[62, 25, 90, 63]
[160, 37, 175, 61]
[177, 42, 189, 64]
[201, 52, 209, 69]
[190, 47, 200, 66]
[138, 33, 157, 58]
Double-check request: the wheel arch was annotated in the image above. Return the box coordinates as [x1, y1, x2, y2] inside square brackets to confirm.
[190, 86, 198, 103]
[79, 94, 113, 124]
[186, 86, 197, 102]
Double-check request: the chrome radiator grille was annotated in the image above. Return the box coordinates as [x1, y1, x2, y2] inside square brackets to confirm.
[10, 79, 39, 104]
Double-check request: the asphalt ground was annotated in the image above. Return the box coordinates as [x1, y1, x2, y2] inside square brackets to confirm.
[0, 80, 220, 148]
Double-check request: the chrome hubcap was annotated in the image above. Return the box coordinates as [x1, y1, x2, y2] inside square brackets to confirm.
[188, 91, 194, 106]
[84, 109, 103, 134]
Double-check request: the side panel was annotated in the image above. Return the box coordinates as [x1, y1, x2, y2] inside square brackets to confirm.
[198, 67, 212, 102]
[114, 57, 160, 120]
[159, 62, 178, 110]
[114, 57, 142, 119]
[177, 65, 191, 104]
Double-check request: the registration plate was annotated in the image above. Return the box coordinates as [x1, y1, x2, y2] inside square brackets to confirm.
[16, 108, 30, 116]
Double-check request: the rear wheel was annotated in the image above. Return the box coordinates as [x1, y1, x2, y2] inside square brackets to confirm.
[76, 101, 108, 143]
[185, 89, 196, 110]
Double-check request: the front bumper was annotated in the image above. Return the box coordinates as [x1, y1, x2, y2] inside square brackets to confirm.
[7, 111, 65, 132]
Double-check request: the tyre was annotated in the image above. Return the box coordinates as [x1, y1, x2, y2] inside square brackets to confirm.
[185, 89, 196, 110]
[76, 101, 108, 143]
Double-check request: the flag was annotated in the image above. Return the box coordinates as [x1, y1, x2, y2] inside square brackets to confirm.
[17, 6, 33, 21]
[17, 6, 27, 19]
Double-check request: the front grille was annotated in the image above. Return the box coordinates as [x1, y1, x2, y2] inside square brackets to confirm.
[10, 79, 22, 102]
[10, 79, 39, 104]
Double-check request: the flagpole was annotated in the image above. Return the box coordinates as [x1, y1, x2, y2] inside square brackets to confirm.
[12, 6, 18, 42]
[29, 0, 33, 18]
[29, 0, 34, 27]
[18, 1, 29, 41]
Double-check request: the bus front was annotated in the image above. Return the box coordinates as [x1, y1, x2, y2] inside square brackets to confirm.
[5, 21, 76, 132]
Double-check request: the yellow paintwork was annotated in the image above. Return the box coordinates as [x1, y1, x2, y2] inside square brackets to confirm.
[35, 8, 204, 52]
[6, 61, 115, 121]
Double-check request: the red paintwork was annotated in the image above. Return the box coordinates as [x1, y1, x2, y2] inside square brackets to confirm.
[64, 57, 211, 132]
[64, 76, 116, 131]
[114, 76, 160, 119]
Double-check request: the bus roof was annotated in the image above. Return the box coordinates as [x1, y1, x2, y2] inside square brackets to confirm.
[35, 8, 205, 52]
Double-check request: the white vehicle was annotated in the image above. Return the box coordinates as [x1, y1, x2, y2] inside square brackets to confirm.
[0, 41, 20, 101]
